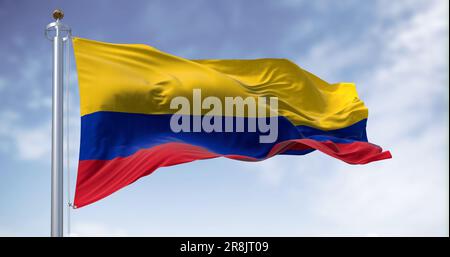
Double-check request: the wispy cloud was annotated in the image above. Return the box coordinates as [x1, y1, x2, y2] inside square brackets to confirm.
[253, 0, 449, 236]
[0, 77, 6, 91]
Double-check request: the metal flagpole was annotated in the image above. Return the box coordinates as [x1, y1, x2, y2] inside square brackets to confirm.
[45, 9, 71, 237]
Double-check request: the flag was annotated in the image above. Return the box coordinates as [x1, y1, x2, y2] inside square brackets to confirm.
[72, 37, 391, 208]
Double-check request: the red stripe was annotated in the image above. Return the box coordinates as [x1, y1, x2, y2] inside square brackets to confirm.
[74, 140, 391, 208]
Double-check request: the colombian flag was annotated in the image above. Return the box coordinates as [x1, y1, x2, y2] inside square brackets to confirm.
[72, 37, 391, 208]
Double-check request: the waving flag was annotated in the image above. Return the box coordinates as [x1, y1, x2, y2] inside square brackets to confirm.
[72, 37, 391, 208]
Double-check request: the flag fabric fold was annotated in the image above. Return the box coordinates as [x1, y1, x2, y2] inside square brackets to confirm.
[72, 37, 391, 208]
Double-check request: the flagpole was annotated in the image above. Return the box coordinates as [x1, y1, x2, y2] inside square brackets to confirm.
[45, 9, 71, 237]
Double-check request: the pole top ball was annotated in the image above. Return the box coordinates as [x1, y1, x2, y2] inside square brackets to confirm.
[52, 9, 64, 20]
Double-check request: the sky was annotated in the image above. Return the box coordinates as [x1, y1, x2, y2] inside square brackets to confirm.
[0, 0, 448, 236]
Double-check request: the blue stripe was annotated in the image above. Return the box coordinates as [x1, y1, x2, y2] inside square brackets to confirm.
[80, 111, 368, 160]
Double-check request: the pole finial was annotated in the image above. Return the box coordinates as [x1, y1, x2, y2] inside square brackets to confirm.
[52, 9, 64, 20]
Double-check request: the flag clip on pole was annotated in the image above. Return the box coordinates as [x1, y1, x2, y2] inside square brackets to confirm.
[45, 9, 71, 237]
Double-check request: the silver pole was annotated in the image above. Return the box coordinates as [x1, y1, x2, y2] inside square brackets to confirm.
[45, 9, 71, 237]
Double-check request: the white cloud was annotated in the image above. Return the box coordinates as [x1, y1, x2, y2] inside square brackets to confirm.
[26, 88, 52, 110]
[0, 110, 20, 154]
[0, 61, 80, 162]
[254, 157, 287, 187]
[302, 123, 448, 236]
[0, 98, 80, 162]
[255, 0, 449, 236]
[0, 109, 50, 161]
[14, 124, 51, 161]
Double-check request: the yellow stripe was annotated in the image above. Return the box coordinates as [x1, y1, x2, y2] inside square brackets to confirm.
[72, 37, 368, 130]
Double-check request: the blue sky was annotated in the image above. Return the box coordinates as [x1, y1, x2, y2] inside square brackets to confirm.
[0, 0, 448, 236]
